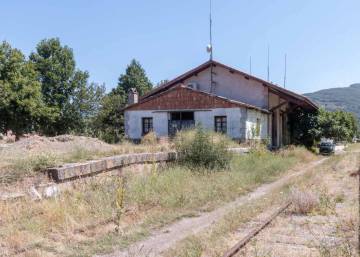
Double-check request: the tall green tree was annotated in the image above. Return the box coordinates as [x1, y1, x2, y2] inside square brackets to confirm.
[289, 107, 358, 147]
[29, 38, 94, 135]
[93, 59, 152, 143]
[71, 81, 106, 134]
[116, 59, 152, 99]
[289, 108, 318, 147]
[0, 41, 52, 137]
[92, 93, 126, 143]
[316, 108, 358, 142]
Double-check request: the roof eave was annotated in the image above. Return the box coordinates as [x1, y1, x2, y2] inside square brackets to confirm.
[137, 59, 318, 112]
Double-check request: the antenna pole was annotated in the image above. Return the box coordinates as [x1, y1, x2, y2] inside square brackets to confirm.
[250, 56, 252, 75]
[209, 0, 213, 61]
[284, 54, 287, 88]
[267, 45, 270, 82]
[209, 0, 214, 93]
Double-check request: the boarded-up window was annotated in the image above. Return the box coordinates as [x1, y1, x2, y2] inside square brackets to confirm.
[215, 116, 227, 133]
[142, 117, 153, 135]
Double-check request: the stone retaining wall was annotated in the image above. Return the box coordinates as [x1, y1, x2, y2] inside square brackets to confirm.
[48, 148, 249, 182]
[48, 151, 177, 182]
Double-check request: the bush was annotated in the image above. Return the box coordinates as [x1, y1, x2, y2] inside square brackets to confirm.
[141, 131, 157, 145]
[290, 187, 319, 215]
[175, 127, 232, 170]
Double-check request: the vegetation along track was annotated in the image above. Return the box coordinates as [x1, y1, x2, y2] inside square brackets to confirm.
[221, 201, 292, 257]
[98, 157, 327, 257]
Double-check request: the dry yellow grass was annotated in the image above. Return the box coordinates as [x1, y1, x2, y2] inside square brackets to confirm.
[0, 135, 171, 184]
[289, 187, 319, 215]
[0, 146, 316, 256]
[163, 150, 358, 257]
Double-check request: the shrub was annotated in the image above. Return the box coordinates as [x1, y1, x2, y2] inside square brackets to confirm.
[175, 127, 232, 170]
[279, 145, 316, 163]
[314, 189, 336, 215]
[141, 131, 157, 145]
[290, 187, 319, 215]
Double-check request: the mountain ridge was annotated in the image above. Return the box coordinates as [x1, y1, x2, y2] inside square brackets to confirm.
[304, 83, 360, 121]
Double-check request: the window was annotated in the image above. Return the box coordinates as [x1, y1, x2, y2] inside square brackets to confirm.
[170, 112, 194, 121]
[214, 116, 227, 133]
[142, 117, 153, 135]
[255, 118, 261, 137]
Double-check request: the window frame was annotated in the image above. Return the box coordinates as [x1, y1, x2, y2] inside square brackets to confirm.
[142, 117, 153, 136]
[214, 116, 227, 134]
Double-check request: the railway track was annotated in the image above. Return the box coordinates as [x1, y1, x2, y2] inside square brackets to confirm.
[222, 200, 292, 257]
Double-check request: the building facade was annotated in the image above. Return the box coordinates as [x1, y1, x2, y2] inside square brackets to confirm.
[123, 60, 317, 147]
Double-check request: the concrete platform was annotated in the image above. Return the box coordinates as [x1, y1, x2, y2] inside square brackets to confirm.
[48, 151, 177, 182]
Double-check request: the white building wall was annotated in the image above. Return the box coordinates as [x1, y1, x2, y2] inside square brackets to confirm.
[125, 108, 269, 141]
[245, 110, 269, 140]
[194, 108, 247, 139]
[182, 65, 268, 109]
[125, 110, 168, 139]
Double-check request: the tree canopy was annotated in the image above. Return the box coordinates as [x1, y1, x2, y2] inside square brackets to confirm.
[0, 40, 160, 142]
[92, 93, 126, 143]
[29, 38, 90, 135]
[0, 41, 52, 136]
[115, 59, 152, 99]
[315, 108, 358, 142]
[93, 59, 153, 143]
[289, 107, 358, 147]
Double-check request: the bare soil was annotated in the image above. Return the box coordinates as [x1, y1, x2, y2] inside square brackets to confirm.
[0, 134, 116, 158]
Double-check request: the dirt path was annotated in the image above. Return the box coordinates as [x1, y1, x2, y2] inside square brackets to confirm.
[232, 152, 359, 257]
[97, 158, 328, 257]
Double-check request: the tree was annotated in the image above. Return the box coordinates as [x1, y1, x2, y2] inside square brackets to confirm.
[317, 108, 358, 142]
[71, 81, 105, 134]
[92, 93, 126, 143]
[116, 59, 152, 99]
[0, 41, 52, 137]
[289, 107, 358, 147]
[30, 38, 96, 135]
[30, 38, 76, 107]
[289, 108, 319, 147]
[156, 79, 169, 87]
[93, 59, 152, 143]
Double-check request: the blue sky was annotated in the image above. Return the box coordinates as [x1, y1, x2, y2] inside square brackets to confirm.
[1, 0, 359, 93]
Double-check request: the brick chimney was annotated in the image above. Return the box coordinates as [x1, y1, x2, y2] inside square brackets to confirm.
[128, 88, 138, 105]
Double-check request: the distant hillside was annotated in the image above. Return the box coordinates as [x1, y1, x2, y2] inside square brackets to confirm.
[304, 83, 360, 121]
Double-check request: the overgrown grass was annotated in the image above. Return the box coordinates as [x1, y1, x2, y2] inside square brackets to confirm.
[0, 140, 170, 183]
[127, 147, 314, 211]
[346, 142, 360, 152]
[290, 187, 319, 215]
[162, 149, 350, 257]
[0, 146, 316, 256]
[175, 127, 233, 170]
[163, 186, 289, 257]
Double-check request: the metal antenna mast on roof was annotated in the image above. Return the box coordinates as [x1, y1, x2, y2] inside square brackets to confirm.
[207, 0, 215, 93]
[283, 54, 287, 88]
[207, 0, 213, 61]
[249, 56, 252, 75]
[267, 44, 270, 82]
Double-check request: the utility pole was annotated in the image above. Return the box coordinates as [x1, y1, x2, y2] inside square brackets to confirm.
[267, 45, 270, 82]
[284, 54, 287, 88]
[249, 56, 252, 75]
[209, 0, 213, 61]
[209, 0, 214, 93]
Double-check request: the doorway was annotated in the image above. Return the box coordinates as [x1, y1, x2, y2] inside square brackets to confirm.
[272, 112, 277, 147]
[168, 111, 195, 136]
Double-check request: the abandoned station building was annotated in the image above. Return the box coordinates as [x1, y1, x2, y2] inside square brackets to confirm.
[123, 60, 317, 148]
